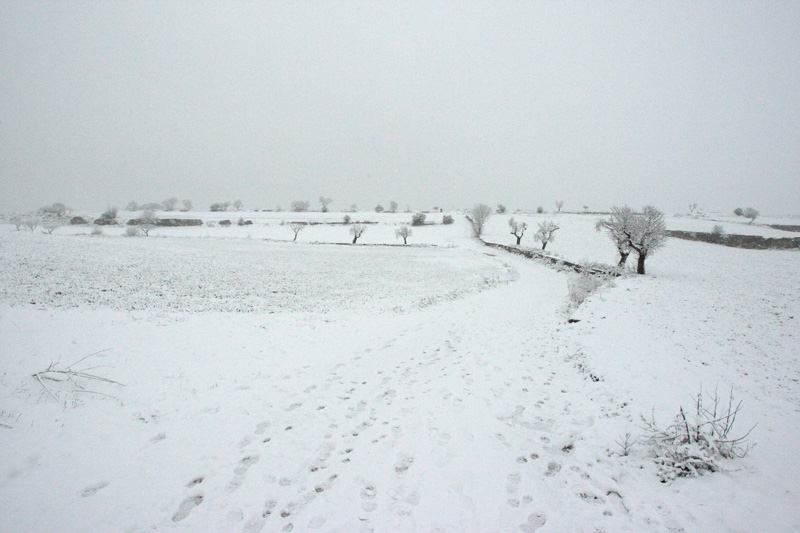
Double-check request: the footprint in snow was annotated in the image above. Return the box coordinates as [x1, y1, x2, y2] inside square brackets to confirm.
[172, 494, 203, 522]
[228, 455, 260, 492]
[361, 484, 378, 512]
[80, 481, 109, 497]
[255, 421, 270, 434]
[520, 512, 547, 532]
[395, 455, 414, 475]
[186, 476, 204, 488]
[544, 462, 561, 477]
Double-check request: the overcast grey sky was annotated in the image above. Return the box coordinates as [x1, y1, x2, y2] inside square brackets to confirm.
[1, 2, 798, 214]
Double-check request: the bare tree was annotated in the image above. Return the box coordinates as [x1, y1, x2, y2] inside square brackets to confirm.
[182, 199, 193, 211]
[583, 205, 589, 213]
[468, 204, 492, 238]
[375, 204, 384, 213]
[126, 201, 139, 211]
[289, 223, 305, 242]
[555, 200, 564, 213]
[319, 197, 333, 212]
[596, 206, 635, 267]
[139, 209, 158, 236]
[534, 221, 559, 250]
[350, 203, 358, 212]
[389, 201, 398, 213]
[42, 216, 66, 234]
[38, 203, 69, 217]
[20, 216, 39, 231]
[742, 207, 759, 224]
[508, 217, 528, 245]
[496, 204, 507, 214]
[350, 224, 366, 244]
[233, 199, 244, 211]
[624, 206, 667, 274]
[395, 225, 412, 244]
[688, 203, 698, 216]
[162, 197, 178, 211]
[291, 200, 310, 212]
[10, 214, 23, 230]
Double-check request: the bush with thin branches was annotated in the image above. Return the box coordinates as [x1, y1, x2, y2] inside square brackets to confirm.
[642, 387, 755, 482]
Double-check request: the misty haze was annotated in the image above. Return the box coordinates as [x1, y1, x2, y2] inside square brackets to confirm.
[1, 3, 799, 532]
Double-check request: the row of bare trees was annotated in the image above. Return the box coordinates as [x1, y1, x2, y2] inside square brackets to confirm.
[288, 223, 413, 245]
[469, 202, 666, 274]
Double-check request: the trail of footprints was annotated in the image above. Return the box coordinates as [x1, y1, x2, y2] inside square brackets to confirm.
[167, 314, 627, 529]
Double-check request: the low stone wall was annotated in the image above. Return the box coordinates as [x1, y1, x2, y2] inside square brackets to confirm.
[481, 241, 621, 277]
[127, 218, 204, 227]
[667, 230, 800, 250]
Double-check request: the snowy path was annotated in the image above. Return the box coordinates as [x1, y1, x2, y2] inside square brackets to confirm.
[1, 244, 646, 532]
[5, 235, 797, 531]
[148, 249, 641, 532]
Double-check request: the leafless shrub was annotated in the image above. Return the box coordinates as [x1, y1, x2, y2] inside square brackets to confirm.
[614, 432, 636, 457]
[711, 224, 725, 242]
[125, 226, 142, 237]
[642, 387, 755, 482]
[567, 273, 603, 307]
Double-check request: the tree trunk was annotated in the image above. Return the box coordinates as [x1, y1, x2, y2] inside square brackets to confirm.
[541, 241, 547, 250]
[516, 235, 522, 245]
[617, 251, 629, 267]
[293, 234, 298, 242]
[637, 252, 647, 274]
[402, 237, 407, 244]
[352, 235, 358, 244]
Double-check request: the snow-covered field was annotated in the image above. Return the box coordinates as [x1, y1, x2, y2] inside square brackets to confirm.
[1, 213, 798, 532]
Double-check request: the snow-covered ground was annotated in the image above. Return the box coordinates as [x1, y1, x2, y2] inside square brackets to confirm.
[1, 213, 798, 531]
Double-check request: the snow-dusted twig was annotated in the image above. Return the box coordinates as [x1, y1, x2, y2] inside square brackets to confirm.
[32, 349, 124, 402]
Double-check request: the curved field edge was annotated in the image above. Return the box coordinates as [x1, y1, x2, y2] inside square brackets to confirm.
[0, 231, 516, 314]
